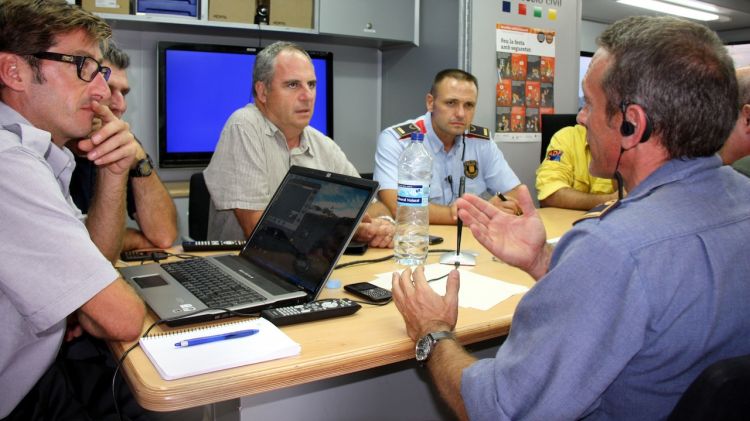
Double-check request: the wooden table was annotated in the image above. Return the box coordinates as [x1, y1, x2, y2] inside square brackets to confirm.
[111, 207, 583, 412]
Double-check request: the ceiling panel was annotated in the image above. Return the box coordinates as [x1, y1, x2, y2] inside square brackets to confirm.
[582, 0, 750, 33]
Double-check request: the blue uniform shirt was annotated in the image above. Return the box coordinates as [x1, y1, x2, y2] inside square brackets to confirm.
[374, 112, 520, 205]
[461, 155, 750, 420]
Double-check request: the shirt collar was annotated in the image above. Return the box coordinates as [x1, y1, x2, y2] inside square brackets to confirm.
[1, 101, 52, 157]
[422, 111, 462, 157]
[0, 101, 76, 187]
[254, 103, 313, 156]
[624, 155, 722, 203]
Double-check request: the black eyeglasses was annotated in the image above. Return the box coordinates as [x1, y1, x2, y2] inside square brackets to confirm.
[30, 52, 111, 82]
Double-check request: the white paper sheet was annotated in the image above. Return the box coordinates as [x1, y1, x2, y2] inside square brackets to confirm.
[370, 263, 528, 311]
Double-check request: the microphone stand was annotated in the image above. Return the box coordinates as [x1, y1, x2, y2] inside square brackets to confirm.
[440, 176, 476, 267]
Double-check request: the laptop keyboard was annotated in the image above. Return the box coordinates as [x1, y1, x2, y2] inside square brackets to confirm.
[161, 259, 266, 309]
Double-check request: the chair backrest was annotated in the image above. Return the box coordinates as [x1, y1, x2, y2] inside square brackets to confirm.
[668, 354, 750, 421]
[540, 114, 578, 163]
[188, 172, 210, 241]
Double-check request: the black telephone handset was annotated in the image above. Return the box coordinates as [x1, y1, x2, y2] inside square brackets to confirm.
[344, 282, 392, 303]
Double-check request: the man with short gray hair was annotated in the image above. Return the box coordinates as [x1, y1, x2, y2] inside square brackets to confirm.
[205, 41, 394, 246]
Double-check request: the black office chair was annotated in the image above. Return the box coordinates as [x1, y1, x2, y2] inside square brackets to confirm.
[540, 113, 578, 163]
[668, 354, 750, 421]
[188, 172, 211, 241]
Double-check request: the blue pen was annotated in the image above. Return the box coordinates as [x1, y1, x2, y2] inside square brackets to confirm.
[174, 328, 259, 348]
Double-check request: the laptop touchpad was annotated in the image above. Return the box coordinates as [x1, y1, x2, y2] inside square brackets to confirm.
[133, 274, 169, 289]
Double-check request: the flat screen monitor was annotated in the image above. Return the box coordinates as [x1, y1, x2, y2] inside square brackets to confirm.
[157, 42, 333, 168]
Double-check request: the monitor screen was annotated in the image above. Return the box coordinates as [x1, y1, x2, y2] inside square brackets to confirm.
[578, 51, 593, 110]
[157, 42, 333, 167]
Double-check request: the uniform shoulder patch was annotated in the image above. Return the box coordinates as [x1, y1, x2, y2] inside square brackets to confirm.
[546, 150, 563, 162]
[573, 199, 620, 225]
[391, 122, 421, 139]
[466, 124, 490, 140]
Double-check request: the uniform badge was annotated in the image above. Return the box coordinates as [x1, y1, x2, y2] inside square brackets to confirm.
[466, 125, 490, 140]
[573, 199, 620, 225]
[392, 122, 423, 139]
[464, 160, 479, 179]
[547, 150, 563, 162]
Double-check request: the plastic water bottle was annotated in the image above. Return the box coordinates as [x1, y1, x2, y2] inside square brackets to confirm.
[395, 132, 433, 266]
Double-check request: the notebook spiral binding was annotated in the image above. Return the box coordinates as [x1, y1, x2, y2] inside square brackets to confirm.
[143, 318, 260, 339]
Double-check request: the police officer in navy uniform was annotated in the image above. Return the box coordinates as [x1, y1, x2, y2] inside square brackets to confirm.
[374, 69, 523, 224]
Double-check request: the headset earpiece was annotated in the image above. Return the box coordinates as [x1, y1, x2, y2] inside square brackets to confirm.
[620, 120, 635, 136]
[619, 100, 651, 142]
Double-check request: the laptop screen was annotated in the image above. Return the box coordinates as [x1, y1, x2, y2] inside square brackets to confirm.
[240, 167, 376, 294]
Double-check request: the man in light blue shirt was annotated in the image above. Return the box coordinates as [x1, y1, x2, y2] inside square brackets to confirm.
[374, 69, 523, 224]
[390, 16, 750, 420]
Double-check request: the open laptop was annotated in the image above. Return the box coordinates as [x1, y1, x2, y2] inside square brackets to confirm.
[119, 166, 379, 326]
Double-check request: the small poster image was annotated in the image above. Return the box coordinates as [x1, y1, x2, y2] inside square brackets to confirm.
[541, 83, 554, 108]
[541, 56, 555, 83]
[511, 106, 526, 132]
[512, 81, 526, 106]
[525, 80, 541, 108]
[496, 79, 512, 107]
[511, 54, 527, 80]
[526, 108, 540, 132]
[527, 55, 541, 81]
[497, 107, 511, 132]
[497, 52, 512, 79]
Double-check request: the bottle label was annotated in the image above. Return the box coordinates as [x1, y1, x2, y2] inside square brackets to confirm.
[397, 181, 430, 207]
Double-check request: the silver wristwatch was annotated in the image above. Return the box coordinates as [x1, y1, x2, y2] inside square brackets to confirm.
[416, 331, 455, 364]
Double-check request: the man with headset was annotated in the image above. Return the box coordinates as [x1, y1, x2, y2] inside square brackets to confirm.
[391, 16, 750, 419]
[373, 69, 523, 224]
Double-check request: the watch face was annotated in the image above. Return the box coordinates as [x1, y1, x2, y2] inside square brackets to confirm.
[415, 335, 432, 362]
[416, 332, 454, 363]
[135, 158, 153, 176]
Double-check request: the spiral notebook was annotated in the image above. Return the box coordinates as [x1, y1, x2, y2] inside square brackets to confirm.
[139, 317, 301, 380]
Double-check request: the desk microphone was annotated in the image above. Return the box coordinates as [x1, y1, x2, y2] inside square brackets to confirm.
[455, 176, 465, 266]
[439, 175, 476, 267]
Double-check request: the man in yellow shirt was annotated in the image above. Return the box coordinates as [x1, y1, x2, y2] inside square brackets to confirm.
[536, 124, 618, 210]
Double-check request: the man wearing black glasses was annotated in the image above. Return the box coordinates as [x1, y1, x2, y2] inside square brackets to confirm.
[0, 0, 145, 419]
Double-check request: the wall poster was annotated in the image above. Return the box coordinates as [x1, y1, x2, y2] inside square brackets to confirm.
[495, 23, 556, 142]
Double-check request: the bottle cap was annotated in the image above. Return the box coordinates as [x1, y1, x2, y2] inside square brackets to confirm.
[410, 132, 425, 141]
